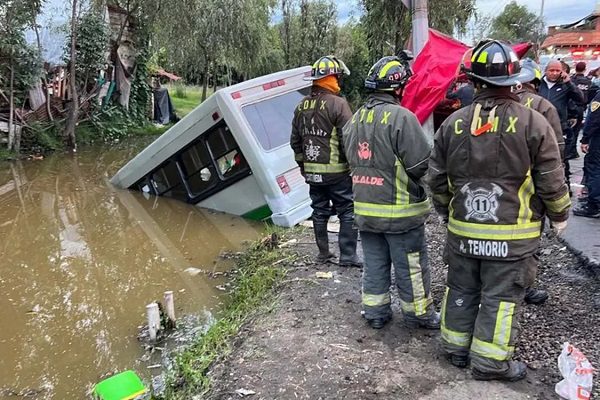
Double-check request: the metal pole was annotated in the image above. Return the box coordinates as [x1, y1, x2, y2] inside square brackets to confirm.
[411, 0, 435, 139]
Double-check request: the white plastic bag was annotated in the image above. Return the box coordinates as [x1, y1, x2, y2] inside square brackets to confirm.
[555, 342, 594, 400]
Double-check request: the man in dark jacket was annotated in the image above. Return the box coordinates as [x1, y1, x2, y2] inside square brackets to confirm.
[570, 62, 593, 157]
[539, 60, 584, 190]
[429, 40, 570, 381]
[343, 53, 439, 330]
[290, 55, 361, 267]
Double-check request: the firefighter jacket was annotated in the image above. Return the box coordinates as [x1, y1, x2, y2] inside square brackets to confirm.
[290, 86, 353, 185]
[582, 91, 600, 145]
[573, 73, 593, 104]
[342, 92, 431, 233]
[515, 85, 565, 159]
[428, 88, 571, 260]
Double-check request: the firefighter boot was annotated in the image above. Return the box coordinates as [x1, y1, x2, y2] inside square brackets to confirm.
[338, 221, 362, 268]
[404, 311, 441, 330]
[313, 221, 335, 263]
[472, 361, 527, 382]
[524, 287, 548, 305]
[573, 202, 600, 218]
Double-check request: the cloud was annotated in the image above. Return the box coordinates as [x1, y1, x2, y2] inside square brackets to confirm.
[476, 0, 596, 26]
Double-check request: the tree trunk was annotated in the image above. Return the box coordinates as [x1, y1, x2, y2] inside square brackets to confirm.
[65, 0, 79, 151]
[31, 9, 53, 121]
[201, 60, 209, 102]
[8, 53, 15, 151]
[212, 62, 218, 93]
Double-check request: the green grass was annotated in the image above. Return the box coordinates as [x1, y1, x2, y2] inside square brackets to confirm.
[0, 148, 17, 162]
[168, 85, 214, 118]
[163, 225, 301, 399]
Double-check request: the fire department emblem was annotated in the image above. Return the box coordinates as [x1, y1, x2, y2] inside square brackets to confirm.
[305, 139, 320, 161]
[357, 141, 372, 160]
[461, 183, 503, 222]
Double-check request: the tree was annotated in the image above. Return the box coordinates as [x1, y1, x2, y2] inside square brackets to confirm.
[360, 0, 476, 62]
[489, 1, 544, 44]
[64, 0, 79, 151]
[0, 0, 43, 152]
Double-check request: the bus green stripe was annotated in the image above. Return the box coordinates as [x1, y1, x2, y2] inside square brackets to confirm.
[242, 204, 272, 221]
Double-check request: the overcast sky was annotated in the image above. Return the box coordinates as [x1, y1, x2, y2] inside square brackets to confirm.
[337, 0, 598, 26]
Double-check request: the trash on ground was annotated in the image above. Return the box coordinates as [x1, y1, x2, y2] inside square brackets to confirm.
[315, 271, 333, 279]
[555, 342, 594, 400]
[234, 388, 256, 397]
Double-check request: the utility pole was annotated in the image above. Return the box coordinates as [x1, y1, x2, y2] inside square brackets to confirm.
[536, 0, 545, 60]
[409, 0, 434, 139]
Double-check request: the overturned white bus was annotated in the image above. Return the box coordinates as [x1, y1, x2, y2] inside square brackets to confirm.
[110, 67, 313, 227]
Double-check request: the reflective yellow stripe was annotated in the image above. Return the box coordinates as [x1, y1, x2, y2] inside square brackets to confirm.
[294, 153, 304, 161]
[395, 159, 409, 205]
[304, 162, 349, 173]
[355, 200, 430, 218]
[407, 252, 427, 316]
[330, 127, 340, 164]
[476, 51, 488, 63]
[545, 192, 571, 214]
[448, 217, 542, 240]
[517, 170, 535, 224]
[124, 390, 148, 400]
[362, 292, 391, 307]
[399, 297, 432, 314]
[440, 287, 471, 347]
[378, 61, 402, 78]
[471, 337, 514, 361]
[493, 301, 515, 347]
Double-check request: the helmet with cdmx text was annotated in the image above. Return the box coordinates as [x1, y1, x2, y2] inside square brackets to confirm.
[520, 58, 543, 84]
[364, 51, 413, 91]
[304, 55, 350, 81]
[464, 39, 534, 87]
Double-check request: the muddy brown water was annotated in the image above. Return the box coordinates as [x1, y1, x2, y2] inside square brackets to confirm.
[0, 139, 263, 399]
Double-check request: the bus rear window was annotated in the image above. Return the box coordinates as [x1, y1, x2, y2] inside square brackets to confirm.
[242, 87, 310, 151]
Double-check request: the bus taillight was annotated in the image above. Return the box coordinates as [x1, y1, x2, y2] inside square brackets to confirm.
[276, 175, 290, 194]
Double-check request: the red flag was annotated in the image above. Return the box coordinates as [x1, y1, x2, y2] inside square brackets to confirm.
[401, 31, 534, 124]
[401, 30, 469, 124]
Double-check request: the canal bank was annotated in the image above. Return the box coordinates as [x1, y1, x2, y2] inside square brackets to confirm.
[168, 216, 600, 400]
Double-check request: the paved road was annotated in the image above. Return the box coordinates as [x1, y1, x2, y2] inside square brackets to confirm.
[562, 156, 600, 266]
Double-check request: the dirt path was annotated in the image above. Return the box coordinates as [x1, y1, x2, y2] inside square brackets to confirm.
[206, 218, 598, 399]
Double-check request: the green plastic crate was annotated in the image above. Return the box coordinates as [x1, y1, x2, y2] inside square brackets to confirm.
[93, 370, 147, 400]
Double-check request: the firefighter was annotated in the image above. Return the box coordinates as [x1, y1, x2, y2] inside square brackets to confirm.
[573, 89, 600, 218]
[514, 58, 565, 305]
[290, 55, 362, 268]
[343, 54, 439, 330]
[429, 40, 570, 380]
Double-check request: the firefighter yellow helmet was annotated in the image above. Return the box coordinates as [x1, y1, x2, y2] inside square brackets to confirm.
[305, 55, 350, 81]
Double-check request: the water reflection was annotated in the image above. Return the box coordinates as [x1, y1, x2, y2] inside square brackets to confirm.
[0, 142, 262, 399]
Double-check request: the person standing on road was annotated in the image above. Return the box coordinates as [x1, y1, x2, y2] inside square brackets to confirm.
[573, 90, 600, 219]
[514, 59, 565, 306]
[571, 62, 592, 146]
[539, 60, 584, 193]
[290, 55, 362, 268]
[429, 40, 570, 380]
[343, 54, 439, 330]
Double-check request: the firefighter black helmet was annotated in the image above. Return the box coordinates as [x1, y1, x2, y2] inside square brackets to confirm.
[364, 54, 413, 91]
[465, 40, 534, 87]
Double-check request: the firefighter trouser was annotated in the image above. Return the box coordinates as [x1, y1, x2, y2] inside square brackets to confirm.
[441, 250, 536, 374]
[360, 225, 433, 320]
[587, 139, 600, 207]
[309, 176, 354, 224]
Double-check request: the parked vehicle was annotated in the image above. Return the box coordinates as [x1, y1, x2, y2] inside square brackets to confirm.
[111, 67, 313, 227]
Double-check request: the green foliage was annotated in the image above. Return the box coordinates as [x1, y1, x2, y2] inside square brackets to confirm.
[489, 1, 544, 44]
[169, 85, 210, 117]
[63, 11, 110, 93]
[164, 226, 294, 398]
[21, 121, 64, 153]
[128, 42, 152, 124]
[336, 22, 370, 108]
[172, 82, 188, 99]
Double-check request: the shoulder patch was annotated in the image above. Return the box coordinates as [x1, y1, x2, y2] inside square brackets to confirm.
[592, 101, 600, 112]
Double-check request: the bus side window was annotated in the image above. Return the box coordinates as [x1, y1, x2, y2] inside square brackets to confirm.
[206, 126, 249, 179]
[150, 160, 187, 201]
[180, 140, 219, 196]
